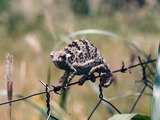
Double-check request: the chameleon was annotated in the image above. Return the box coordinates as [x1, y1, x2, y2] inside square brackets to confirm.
[50, 39, 113, 89]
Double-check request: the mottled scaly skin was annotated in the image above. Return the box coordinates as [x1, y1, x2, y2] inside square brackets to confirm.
[50, 39, 113, 89]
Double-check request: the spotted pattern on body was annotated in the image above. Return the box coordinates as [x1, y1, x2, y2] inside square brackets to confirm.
[50, 39, 113, 89]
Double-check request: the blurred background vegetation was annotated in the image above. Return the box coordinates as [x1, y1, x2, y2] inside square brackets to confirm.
[0, 0, 159, 120]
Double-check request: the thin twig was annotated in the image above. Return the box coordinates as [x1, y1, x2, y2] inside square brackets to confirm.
[107, 93, 140, 102]
[6, 53, 13, 120]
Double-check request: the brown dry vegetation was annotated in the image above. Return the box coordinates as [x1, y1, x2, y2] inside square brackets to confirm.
[0, 0, 159, 120]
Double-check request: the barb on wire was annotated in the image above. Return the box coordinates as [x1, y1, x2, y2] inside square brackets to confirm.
[120, 61, 131, 73]
[51, 85, 62, 95]
[112, 59, 156, 73]
[0, 58, 156, 107]
[0, 58, 157, 119]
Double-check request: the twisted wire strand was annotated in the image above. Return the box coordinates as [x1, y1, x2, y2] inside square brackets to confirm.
[45, 84, 59, 120]
[0, 58, 156, 120]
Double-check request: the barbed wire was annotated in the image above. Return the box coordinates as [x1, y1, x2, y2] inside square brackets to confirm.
[0, 57, 157, 120]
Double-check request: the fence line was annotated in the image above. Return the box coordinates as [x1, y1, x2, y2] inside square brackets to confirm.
[0, 57, 157, 120]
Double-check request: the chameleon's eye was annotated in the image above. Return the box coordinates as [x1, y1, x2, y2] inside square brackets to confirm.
[50, 54, 53, 59]
[50, 51, 55, 59]
[59, 51, 67, 60]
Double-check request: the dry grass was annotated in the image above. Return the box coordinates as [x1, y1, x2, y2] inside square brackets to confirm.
[0, 0, 159, 120]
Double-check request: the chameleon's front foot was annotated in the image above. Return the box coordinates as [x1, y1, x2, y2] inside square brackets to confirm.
[78, 73, 96, 86]
[59, 77, 69, 90]
[62, 82, 69, 91]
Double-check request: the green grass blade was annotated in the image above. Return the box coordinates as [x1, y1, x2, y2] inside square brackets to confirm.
[108, 114, 150, 120]
[53, 29, 146, 55]
[47, 65, 51, 87]
[151, 44, 160, 120]
[60, 90, 68, 110]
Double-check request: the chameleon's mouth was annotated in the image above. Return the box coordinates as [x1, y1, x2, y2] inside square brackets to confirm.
[53, 61, 60, 68]
[53, 61, 67, 70]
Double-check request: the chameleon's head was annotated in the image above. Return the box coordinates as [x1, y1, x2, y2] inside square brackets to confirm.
[50, 50, 69, 69]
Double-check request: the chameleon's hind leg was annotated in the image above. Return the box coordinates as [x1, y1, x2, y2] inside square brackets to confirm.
[88, 64, 113, 87]
[99, 72, 113, 87]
